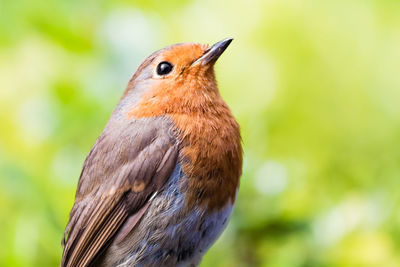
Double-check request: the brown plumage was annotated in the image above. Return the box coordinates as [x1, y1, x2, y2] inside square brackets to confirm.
[61, 38, 242, 267]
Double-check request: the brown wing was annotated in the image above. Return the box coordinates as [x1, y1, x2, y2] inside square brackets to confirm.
[61, 118, 179, 267]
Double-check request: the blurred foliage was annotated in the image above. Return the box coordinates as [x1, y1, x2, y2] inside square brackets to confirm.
[1, 0, 400, 266]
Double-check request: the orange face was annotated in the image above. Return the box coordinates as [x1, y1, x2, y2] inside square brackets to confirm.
[152, 42, 210, 78]
[126, 39, 233, 118]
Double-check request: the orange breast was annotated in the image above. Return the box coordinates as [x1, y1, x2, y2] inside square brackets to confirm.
[170, 107, 242, 211]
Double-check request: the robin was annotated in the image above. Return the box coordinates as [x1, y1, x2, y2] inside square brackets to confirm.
[61, 38, 242, 267]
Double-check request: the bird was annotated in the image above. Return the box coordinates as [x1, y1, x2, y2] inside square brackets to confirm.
[61, 38, 243, 267]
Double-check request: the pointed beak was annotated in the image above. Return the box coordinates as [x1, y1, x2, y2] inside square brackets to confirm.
[192, 38, 233, 66]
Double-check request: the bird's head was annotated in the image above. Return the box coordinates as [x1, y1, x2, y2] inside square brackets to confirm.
[121, 38, 233, 118]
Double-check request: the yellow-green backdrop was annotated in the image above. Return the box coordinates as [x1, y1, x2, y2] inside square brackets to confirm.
[1, 0, 400, 266]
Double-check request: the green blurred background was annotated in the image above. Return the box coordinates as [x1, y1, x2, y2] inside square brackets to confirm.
[1, 0, 400, 266]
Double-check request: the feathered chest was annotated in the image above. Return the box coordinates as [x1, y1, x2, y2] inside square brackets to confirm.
[170, 111, 242, 212]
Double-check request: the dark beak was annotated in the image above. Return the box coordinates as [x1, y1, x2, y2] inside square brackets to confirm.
[192, 38, 233, 66]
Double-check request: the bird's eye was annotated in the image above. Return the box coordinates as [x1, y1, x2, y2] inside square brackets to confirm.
[156, 61, 173, 76]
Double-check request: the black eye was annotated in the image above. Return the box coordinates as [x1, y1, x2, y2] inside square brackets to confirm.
[156, 61, 173, 75]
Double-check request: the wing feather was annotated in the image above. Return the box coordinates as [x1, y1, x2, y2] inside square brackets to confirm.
[61, 118, 179, 267]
